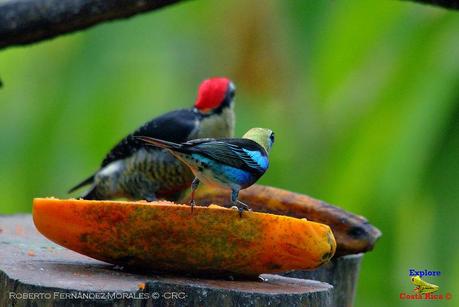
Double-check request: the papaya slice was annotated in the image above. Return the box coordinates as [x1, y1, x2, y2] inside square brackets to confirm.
[32, 198, 336, 277]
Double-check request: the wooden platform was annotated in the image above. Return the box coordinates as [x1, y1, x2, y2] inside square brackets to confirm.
[0, 214, 362, 306]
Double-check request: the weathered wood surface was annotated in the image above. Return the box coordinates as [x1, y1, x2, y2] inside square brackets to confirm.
[0, 0, 183, 49]
[284, 254, 363, 307]
[0, 214, 339, 306]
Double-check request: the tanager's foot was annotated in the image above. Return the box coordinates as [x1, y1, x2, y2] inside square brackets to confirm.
[190, 200, 196, 213]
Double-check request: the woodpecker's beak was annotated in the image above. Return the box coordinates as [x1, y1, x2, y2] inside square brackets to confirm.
[195, 107, 213, 114]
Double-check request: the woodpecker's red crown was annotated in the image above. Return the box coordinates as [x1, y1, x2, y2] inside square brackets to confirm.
[194, 77, 232, 111]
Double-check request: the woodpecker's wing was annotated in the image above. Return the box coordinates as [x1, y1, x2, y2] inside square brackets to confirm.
[68, 109, 200, 193]
[188, 139, 269, 174]
[101, 109, 200, 167]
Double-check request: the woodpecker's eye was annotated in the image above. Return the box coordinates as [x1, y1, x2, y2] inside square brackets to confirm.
[228, 82, 236, 99]
[227, 87, 235, 100]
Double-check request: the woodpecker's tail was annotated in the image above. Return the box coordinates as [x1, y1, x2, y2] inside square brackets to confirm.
[136, 136, 184, 152]
[80, 186, 102, 200]
[68, 175, 94, 194]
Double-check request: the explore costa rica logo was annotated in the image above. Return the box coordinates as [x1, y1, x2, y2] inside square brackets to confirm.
[399, 269, 452, 301]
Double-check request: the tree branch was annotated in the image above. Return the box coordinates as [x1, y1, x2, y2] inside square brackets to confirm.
[1, 0, 458, 51]
[0, 0, 184, 50]
[406, 0, 459, 9]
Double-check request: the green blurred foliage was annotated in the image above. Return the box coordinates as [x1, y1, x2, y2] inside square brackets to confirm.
[1, 1, 458, 306]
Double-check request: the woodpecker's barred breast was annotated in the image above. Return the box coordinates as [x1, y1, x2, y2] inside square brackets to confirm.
[92, 148, 195, 201]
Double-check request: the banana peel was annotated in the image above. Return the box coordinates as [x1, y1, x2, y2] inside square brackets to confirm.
[182, 184, 381, 256]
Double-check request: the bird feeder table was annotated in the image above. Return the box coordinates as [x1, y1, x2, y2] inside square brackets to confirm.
[0, 214, 367, 306]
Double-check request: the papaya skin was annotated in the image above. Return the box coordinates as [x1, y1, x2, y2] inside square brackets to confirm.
[182, 184, 381, 256]
[32, 198, 336, 277]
